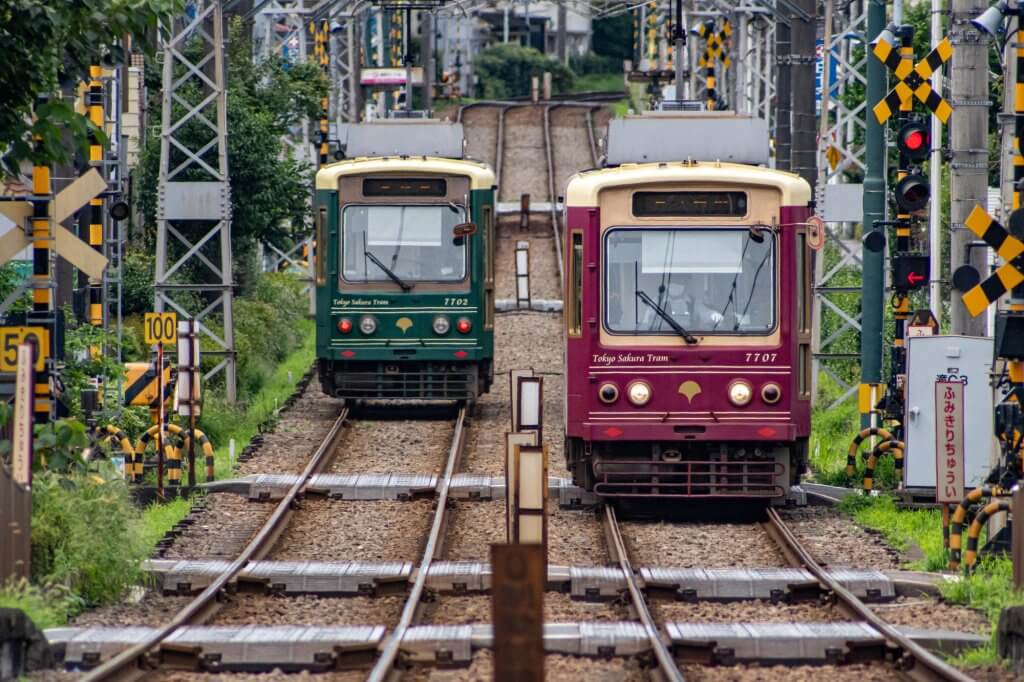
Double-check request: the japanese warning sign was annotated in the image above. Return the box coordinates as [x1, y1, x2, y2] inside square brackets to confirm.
[934, 380, 965, 503]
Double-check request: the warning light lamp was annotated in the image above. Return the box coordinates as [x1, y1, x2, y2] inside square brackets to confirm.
[337, 318, 353, 334]
[456, 318, 472, 334]
[893, 253, 930, 291]
[897, 121, 930, 162]
[761, 383, 782, 405]
[598, 382, 619, 404]
[893, 174, 930, 213]
[728, 379, 753, 407]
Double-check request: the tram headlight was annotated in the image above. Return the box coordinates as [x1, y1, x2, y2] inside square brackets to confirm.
[761, 382, 782, 405]
[728, 379, 753, 407]
[627, 380, 652, 406]
[432, 315, 451, 335]
[359, 315, 377, 335]
[598, 382, 619, 404]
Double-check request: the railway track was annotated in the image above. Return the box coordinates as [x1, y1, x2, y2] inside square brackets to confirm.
[602, 507, 975, 682]
[80, 406, 352, 681]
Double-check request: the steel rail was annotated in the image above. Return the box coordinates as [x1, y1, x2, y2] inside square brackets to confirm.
[82, 407, 351, 682]
[366, 406, 467, 682]
[764, 508, 973, 682]
[603, 505, 686, 682]
[542, 105, 565, 288]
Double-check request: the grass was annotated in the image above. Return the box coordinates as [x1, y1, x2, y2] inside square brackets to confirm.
[0, 579, 72, 630]
[138, 317, 316, 547]
[838, 493, 1024, 667]
[572, 72, 626, 93]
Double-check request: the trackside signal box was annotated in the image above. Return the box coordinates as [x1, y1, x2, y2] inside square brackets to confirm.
[904, 336, 995, 494]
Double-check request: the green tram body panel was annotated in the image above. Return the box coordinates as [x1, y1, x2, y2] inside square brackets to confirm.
[314, 157, 496, 401]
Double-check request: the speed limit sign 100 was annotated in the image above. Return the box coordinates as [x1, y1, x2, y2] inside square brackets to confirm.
[0, 326, 49, 372]
[144, 312, 178, 346]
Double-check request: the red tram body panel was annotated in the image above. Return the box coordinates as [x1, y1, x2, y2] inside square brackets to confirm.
[563, 157, 814, 503]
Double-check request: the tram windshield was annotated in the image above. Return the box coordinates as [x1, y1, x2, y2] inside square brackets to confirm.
[342, 204, 468, 284]
[604, 228, 775, 335]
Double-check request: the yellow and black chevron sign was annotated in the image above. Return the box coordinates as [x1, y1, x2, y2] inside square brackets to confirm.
[123, 361, 175, 408]
[960, 205, 1024, 316]
[873, 36, 953, 124]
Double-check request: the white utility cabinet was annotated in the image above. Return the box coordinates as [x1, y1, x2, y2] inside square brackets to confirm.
[904, 335, 994, 492]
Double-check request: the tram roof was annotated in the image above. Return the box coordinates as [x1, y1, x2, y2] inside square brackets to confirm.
[315, 156, 496, 191]
[565, 161, 812, 207]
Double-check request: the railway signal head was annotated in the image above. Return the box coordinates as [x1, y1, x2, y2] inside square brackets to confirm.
[893, 253, 930, 291]
[893, 174, 930, 213]
[897, 121, 930, 162]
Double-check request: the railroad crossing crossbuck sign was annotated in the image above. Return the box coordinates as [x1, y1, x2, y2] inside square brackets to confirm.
[959, 205, 1024, 317]
[872, 35, 953, 124]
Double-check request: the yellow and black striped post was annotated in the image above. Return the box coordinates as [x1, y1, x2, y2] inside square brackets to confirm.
[891, 29, 914, 380]
[31, 100, 53, 425]
[87, 66, 105, 355]
[316, 20, 330, 166]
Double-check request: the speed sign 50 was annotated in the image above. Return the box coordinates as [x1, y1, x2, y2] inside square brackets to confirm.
[0, 326, 49, 372]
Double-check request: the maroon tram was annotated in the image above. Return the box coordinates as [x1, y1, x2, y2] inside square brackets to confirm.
[563, 114, 814, 503]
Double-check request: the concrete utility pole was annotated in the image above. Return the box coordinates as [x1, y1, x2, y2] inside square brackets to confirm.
[775, 15, 792, 171]
[949, 0, 990, 335]
[790, 0, 817, 187]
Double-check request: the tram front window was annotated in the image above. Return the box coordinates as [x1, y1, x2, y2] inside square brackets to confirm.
[604, 228, 775, 335]
[342, 204, 467, 283]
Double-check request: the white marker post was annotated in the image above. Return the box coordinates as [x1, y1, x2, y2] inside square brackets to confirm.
[12, 344, 35, 487]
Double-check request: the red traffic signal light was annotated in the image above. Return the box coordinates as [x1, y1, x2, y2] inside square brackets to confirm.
[893, 253, 930, 291]
[897, 121, 930, 162]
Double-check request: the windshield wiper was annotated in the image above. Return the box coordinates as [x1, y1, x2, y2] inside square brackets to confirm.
[364, 251, 413, 291]
[637, 290, 697, 344]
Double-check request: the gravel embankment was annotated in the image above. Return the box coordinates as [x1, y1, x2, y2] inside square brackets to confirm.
[445, 499, 607, 565]
[623, 521, 787, 568]
[778, 506, 900, 569]
[209, 593, 406, 626]
[499, 106, 548, 203]
[679, 663, 900, 681]
[652, 598, 849, 624]
[423, 593, 628, 625]
[461, 105, 499, 169]
[550, 106, 599, 191]
[326, 418, 454, 475]
[404, 650, 647, 681]
[870, 596, 990, 635]
[271, 498, 433, 562]
[494, 217, 562, 301]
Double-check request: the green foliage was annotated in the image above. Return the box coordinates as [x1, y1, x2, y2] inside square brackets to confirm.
[0, 579, 71, 629]
[0, 0, 182, 176]
[592, 14, 633, 61]
[473, 44, 574, 99]
[61, 310, 126, 413]
[569, 52, 623, 78]
[0, 262, 31, 312]
[121, 250, 157, 317]
[33, 418, 89, 472]
[30, 469, 148, 609]
[809, 372, 861, 484]
[944, 556, 1024, 666]
[838, 494, 946, 571]
[132, 17, 324, 261]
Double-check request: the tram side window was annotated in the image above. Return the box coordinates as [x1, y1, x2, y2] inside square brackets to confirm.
[796, 232, 808, 333]
[316, 207, 327, 286]
[569, 231, 583, 336]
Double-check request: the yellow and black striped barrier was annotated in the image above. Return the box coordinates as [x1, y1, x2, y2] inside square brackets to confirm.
[845, 426, 893, 477]
[182, 429, 216, 481]
[131, 424, 216, 484]
[123, 361, 174, 408]
[963, 499, 1012, 569]
[949, 485, 1006, 569]
[862, 439, 904, 492]
[872, 34, 953, 124]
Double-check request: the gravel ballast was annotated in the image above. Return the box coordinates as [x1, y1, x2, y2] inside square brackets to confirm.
[424, 593, 628, 625]
[210, 593, 406, 627]
[623, 521, 786, 569]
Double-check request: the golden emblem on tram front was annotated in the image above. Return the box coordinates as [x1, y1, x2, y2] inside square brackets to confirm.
[678, 380, 702, 403]
[396, 317, 413, 333]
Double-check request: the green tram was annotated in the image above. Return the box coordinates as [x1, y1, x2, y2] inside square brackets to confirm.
[314, 122, 497, 401]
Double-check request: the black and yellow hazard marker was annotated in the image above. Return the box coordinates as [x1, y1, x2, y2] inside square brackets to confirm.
[123, 361, 175, 408]
[872, 36, 953, 124]
[948, 485, 1005, 569]
[960, 205, 1024, 316]
[135, 423, 186, 485]
[182, 429, 216, 482]
[845, 427, 893, 476]
[964, 499, 1012, 569]
[862, 439, 904, 492]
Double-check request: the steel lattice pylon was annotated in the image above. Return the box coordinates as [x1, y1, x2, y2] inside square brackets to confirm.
[155, 0, 236, 402]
